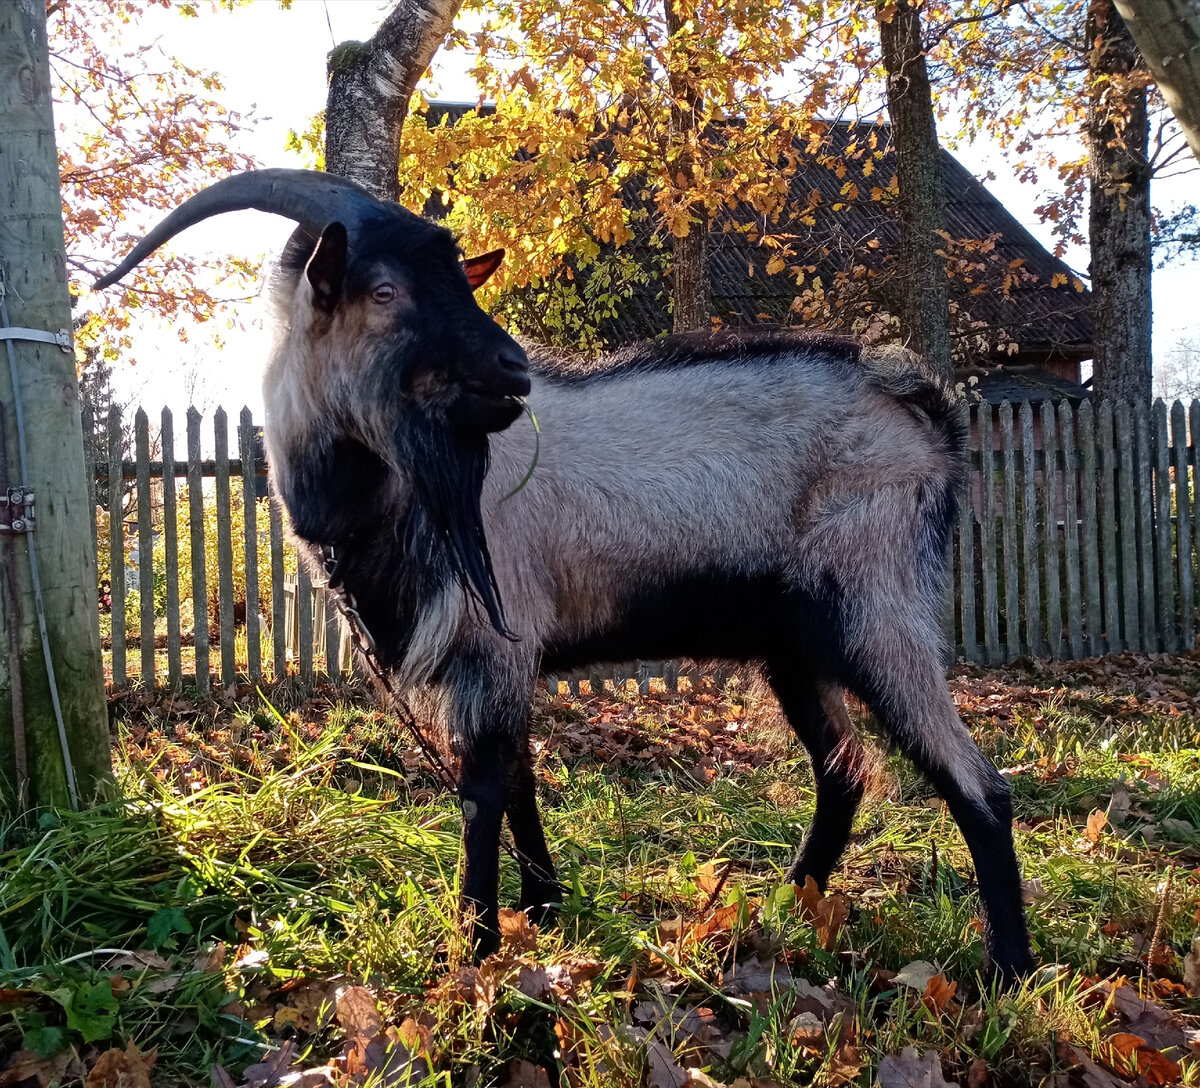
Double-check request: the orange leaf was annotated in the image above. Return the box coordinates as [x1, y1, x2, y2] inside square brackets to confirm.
[1086, 809, 1108, 842]
[922, 973, 958, 1015]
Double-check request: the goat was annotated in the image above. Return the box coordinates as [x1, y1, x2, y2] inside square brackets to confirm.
[97, 168, 1035, 982]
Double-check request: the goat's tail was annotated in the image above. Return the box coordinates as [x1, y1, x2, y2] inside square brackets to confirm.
[861, 344, 968, 488]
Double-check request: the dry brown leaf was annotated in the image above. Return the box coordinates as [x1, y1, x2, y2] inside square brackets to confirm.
[1086, 809, 1108, 842]
[1101, 1033, 1182, 1085]
[921, 974, 958, 1016]
[721, 956, 794, 995]
[645, 1039, 689, 1088]
[498, 907, 539, 954]
[241, 1040, 298, 1088]
[210, 1065, 237, 1088]
[335, 984, 382, 1039]
[693, 862, 723, 896]
[877, 1047, 955, 1088]
[341, 1026, 430, 1086]
[1105, 982, 1187, 1050]
[86, 1041, 156, 1088]
[827, 1044, 864, 1086]
[0, 1048, 85, 1088]
[966, 1057, 988, 1088]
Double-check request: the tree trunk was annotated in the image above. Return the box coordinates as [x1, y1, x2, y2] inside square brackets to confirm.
[877, 0, 954, 381]
[1088, 0, 1153, 404]
[1113, 0, 1200, 165]
[664, 0, 709, 332]
[325, 0, 463, 200]
[0, 0, 110, 815]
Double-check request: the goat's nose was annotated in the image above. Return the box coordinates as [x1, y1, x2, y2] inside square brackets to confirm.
[498, 343, 529, 376]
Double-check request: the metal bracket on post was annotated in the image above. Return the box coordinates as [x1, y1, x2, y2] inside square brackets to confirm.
[0, 486, 35, 534]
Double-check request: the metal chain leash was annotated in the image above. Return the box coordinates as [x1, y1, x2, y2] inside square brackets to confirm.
[319, 545, 460, 797]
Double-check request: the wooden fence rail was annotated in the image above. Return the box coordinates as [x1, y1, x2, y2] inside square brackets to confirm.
[91, 398, 1199, 693]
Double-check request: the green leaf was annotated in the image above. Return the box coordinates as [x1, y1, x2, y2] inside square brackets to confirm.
[21, 1016, 66, 1059]
[147, 906, 193, 951]
[64, 979, 118, 1044]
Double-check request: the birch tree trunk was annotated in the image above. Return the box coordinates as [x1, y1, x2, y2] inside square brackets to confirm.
[325, 0, 463, 201]
[1113, 0, 1200, 164]
[1088, 0, 1153, 404]
[877, 0, 954, 381]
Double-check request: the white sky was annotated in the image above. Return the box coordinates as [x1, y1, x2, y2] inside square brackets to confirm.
[75, 0, 1200, 415]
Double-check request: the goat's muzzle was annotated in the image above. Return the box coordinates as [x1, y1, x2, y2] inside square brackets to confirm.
[452, 341, 531, 434]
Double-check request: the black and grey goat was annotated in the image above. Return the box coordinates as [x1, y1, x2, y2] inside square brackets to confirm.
[97, 169, 1035, 981]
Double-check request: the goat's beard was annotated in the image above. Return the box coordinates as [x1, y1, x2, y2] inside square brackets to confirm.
[398, 411, 511, 639]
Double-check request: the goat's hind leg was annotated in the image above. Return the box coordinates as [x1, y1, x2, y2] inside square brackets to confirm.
[850, 644, 1034, 983]
[765, 664, 866, 890]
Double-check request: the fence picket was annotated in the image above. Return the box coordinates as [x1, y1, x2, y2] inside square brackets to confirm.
[1171, 401, 1193, 647]
[161, 409, 182, 687]
[238, 408, 262, 682]
[298, 564, 314, 684]
[1097, 403, 1120, 653]
[107, 405, 126, 687]
[1193, 401, 1200, 647]
[1115, 403, 1140, 650]
[1059, 402, 1083, 659]
[186, 408, 209, 691]
[1153, 401, 1175, 652]
[999, 403, 1020, 659]
[1080, 403, 1104, 652]
[214, 408, 237, 687]
[1041, 400, 1062, 658]
[1134, 404, 1157, 649]
[1019, 402, 1039, 656]
[134, 410, 155, 682]
[957, 434, 977, 661]
[977, 402, 999, 664]
[269, 485, 287, 679]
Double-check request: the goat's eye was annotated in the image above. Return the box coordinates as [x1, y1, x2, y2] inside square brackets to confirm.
[371, 284, 398, 304]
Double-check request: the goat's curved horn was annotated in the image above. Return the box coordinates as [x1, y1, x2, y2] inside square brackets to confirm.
[94, 168, 380, 289]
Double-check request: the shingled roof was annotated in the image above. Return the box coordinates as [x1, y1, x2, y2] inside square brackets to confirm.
[426, 105, 1093, 367]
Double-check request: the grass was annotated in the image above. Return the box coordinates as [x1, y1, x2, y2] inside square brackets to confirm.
[3, 654, 1200, 1085]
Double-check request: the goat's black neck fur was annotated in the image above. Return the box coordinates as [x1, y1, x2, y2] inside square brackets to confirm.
[396, 411, 510, 638]
[283, 408, 509, 669]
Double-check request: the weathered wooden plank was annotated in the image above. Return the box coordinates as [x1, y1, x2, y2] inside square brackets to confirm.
[238, 408, 262, 682]
[107, 405, 126, 687]
[978, 402, 1000, 664]
[324, 596, 342, 677]
[297, 563, 314, 685]
[663, 660, 680, 694]
[1058, 401, 1083, 659]
[1097, 402, 1121, 653]
[213, 408, 237, 686]
[999, 402, 1020, 659]
[1172, 400, 1194, 649]
[1194, 401, 1200, 646]
[186, 408, 209, 691]
[268, 484, 287, 679]
[160, 409, 182, 687]
[134, 409, 155, 683]
[1041, 400, 1062, 658]
[1019, 401, 1040, 656]
[957, 458, 977, 659]
[1134, 403, 1157, 649]
[1115, 402, 1141, 650]
[1153, 401, 1175, 652]
[1080, 400, 1104, 657]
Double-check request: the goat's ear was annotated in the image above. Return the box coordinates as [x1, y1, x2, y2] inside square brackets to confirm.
[305, 222, 348, 312]
[461, 248, 505, 290]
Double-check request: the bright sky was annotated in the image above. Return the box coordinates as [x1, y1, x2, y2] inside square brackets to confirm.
[78, 0, 1200, 415]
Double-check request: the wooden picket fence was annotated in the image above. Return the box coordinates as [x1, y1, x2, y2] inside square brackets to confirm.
[90, 398, 1199, 693]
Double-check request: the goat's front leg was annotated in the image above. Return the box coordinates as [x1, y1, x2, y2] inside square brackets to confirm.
[458, 742, 508, 960]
